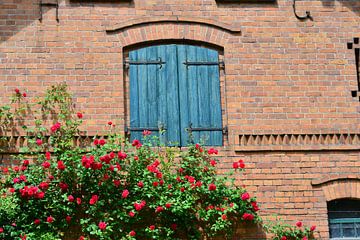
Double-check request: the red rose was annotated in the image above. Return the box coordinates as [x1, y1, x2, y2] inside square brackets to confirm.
[281, 237, 287, 240]
[89, 195, 99, 205]
[188, 176, 195, 183]
[36, 139, 43, 146]
[42, 161, 50, 169]
[149, 225, 155, 230]
[165, 203, 171, 208]
[79, 236, 85, 240]
[310, 225, 316, 231]
[19, 175, 27, 182]
[210, 160, 216, 166]
[77, 112, 83, 119]
[113, 180, 121, 187]
[47, 216, 54, 223]
[93, 139, 99, 145]
[207, 148, 218, 155]
[108, 121, 112, 125]
[132, 139, 142, 148]
[142, 130, 152, 136]
[9, 188, 15, 193]
[118, 151, 127, 160]
[98, 221, 107, 230]
[22, 92, 27, 97]
[134, 156, 139, 160]
[36, 191, 45, 199]
[13, 166, 19, 172]
[34, 219, 40, 225]
[15, 88, 20, 94]
[296, 221, 302, 227]
[128, 211, 135, 217]
[23, 160, 29, 166]
[57, 161, 66, 170]
[137, 181, 144, 188]
[239, 159, 245, 168]
[129, 231, 136, 237]
[221, 214, 227, 220]
[0, 227, 3, 233]
[39, 182, 49, 191]
[122, 189, 129, 198]
[45, 152, 51, 160]
[66, 216, 72, 223]
[152, 181, 159, 187]
[242, 213, 254, 221]
[171, 224, 177, 230]
[99, 139, 106, 146]
[241, 192, 250, 201]
[21, 234, 26, 240]
[59, 182, 68, 191]
[155, 206, 164, 213]
[2, 167, 9, 174]
[180, 187, 185, 192]
[302, 237, 308, 240]
[208, 183, 216, 191]
[76, 198, 82, 205]
[233, 162, 239, 169]
[68, 195, 74, 202]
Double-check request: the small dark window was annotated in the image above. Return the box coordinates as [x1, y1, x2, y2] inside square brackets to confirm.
[328, 199, 360, 239]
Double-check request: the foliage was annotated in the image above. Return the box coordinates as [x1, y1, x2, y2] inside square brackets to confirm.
[265, 219, 317, 240]
[0, 85, 260, 240]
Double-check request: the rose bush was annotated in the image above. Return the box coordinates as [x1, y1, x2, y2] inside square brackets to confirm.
[0, 84, 318, 240]
[0, 85, 260, 240]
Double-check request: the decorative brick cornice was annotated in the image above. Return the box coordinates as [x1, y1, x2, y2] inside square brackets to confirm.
[234, 133, 360, 152]
[105, 16, 241, 34]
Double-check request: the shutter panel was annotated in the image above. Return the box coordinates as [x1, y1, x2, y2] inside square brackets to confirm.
[129, 45, 180, 145]
[178, 45, 223, 146]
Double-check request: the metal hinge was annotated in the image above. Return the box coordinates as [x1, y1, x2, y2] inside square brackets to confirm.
[124, 57, 165, 69]
[183, 60, 225, 69]
[185, 123, 228, 135]
[39, 0, 59, 22]
[125, 124, 167, 135]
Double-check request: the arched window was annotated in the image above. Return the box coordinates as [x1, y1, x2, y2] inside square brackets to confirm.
[328, 199, 360, 239]
[127, 44, 223, 146]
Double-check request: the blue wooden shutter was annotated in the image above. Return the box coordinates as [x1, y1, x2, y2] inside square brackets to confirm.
[129, 45, 181, 144]
[129, 44, 222, 146]
[177, 45, 223, 146]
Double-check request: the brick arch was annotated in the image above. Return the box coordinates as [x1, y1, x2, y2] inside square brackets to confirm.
[318, 180, 360, 202]
[106, 20, 234, 48]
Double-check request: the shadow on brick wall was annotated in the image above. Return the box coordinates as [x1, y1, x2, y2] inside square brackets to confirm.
[321, 0, 360, 16]
[0, 0, 134, 43]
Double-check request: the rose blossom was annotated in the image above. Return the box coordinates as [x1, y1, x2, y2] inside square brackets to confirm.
[98, 221, 107, 230]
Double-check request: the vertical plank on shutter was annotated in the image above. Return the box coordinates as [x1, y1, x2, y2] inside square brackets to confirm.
[158, 44, 180, 145]
[186, 45, 200, 144]
[137, 47, 149, 141]
[207, 49, 222, 146]
[166, 44, 181, 145]
[146, 46, 159, 138]
[196, 46, 211, 145]
[177, 45, 190, 146]
[129, 49, 141, 141]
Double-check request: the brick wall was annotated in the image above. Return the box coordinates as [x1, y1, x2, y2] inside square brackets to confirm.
[1, 0, 360, 238]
